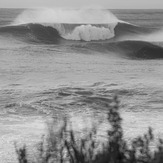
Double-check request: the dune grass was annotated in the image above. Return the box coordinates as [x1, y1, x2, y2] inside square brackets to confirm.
[15, 96, 163, 163]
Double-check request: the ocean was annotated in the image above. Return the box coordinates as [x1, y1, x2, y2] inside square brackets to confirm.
[0, 8, 163, 162]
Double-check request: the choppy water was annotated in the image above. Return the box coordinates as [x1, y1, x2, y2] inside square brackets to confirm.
[0, 8, 163, 162]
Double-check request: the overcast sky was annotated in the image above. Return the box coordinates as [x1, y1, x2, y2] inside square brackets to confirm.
[0, 0, 163, 9]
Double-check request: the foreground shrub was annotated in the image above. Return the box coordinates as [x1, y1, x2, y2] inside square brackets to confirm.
[15, 96, 163, 163]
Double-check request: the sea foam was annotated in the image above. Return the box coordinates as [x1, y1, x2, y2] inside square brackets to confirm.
[62, 24, 116, 41]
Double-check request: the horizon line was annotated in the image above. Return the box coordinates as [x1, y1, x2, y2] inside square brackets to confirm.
[0, 7, 163, 10]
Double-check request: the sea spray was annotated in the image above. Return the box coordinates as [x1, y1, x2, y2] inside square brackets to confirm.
[14, 8, 119, 24]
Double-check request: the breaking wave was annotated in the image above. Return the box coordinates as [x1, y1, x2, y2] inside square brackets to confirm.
[0, 22, 163, 59]
[0, 8, 159, 42]
[0, 22, 156, 43]
[0, 8, 163, 59]
[10, 8, 119, 41]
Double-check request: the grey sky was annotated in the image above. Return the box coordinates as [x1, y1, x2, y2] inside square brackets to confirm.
[0, 0, 163, 8]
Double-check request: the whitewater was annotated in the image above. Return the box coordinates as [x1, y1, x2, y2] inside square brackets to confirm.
[0, 8, 163, 162]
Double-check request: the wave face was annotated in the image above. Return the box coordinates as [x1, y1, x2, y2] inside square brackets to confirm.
[0, 24, 61, 43]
